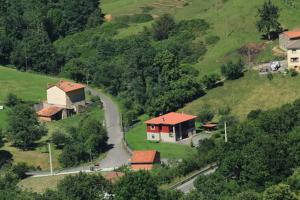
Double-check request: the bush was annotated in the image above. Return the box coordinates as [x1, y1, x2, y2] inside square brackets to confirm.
[152, 14, 176, 40]
[221, 60, 244, 80]
[10, 163, 30, 179]
[5, 93, 21, 107]
[247, 109, 262, 120]
[59, 144, 89, 167]
[267, 72, 273, 80]
[202, 73, 221, 89]
[176, 19, 209, 34]
[51, 131, 71, 149]
[218, 105, 231, 116]
[205, 35, 220, 45]
[197, 106, 214, 123]
[290, 69, 298, 77]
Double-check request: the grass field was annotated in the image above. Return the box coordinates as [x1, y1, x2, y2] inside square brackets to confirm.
[181, 71, 300, 120]
[125, 115, 197, 159]
[0, 67, 104, 170]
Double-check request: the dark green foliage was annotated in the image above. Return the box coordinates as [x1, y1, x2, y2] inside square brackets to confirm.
[205, 35, 220, 45]
[57, 172, 112, 200]
[152, 14, 176, 40]
[218, 105, 231, 116]
[51, 131, 70, 149]
[0, 129, 3, 148]
[0, 33, 12, 65]
[6, 104, 47, 150]
[235, 191, 261, 200]
[197, 106, 214, 123]
[267, 72, 273, 80]
[10, 162, 30, 179]
[115, 171, 159, 200]
[159, 189, 183, 200]
[263, 184, 298, 200]
[5, 93, 21, 107]
[290, 69, 298, 77]
[202, 73, 221, 89]
[247, 109, 262, 120]
[256, 0, 281, 40]
[59, 113, 107, 167]
[10, 30, 60, 74]
[221, 60, 244, 80]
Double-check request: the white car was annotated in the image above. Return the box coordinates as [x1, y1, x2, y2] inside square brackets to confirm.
[270, 61, 281, 71]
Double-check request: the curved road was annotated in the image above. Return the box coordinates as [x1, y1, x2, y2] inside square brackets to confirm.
[88, 88, 130, 168]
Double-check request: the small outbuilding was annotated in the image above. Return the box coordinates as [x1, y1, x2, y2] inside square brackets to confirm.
[37, 106, 63, 122]
[145, 112, 197, 143]
[279, 30, 300, 51]
[130, 150, 160, 171]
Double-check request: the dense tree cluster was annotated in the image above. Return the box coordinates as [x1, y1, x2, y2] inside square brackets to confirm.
[193, 99, 300, 199]
[58, 108, 108, 167]
[0, 0, 102, 72]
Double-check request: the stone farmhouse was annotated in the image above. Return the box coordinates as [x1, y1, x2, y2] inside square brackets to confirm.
[130, 150, 160, 171]
[279, 30, 300, 71]
[145, 112, 197, 143]
[37, 81, 86, 122]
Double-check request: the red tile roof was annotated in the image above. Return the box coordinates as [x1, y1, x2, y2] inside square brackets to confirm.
[284, 30, 300, 39]
[37, 106, 63, 117]
[48, 81, 86, 93]
[130, 150, 158, 164]
[145, 112, 197, 125]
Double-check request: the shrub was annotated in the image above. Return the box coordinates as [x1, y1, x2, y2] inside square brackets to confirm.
[221, 60, 244, 80]
[10, 163, 30, 179]
[205, 35, 220, 45]
[176, 19, 209, 34]
[247, 109, 262, 120]
[152, 14, 176, 41]
[197, 106, 214, 123]
[202, 73, 221, 89]
[51, 131, 71, 149]
[218, 105, 231, 116]
[290, 69, 298, 77]
[5, 93, 21, 107]
[267, 72, 273, 80]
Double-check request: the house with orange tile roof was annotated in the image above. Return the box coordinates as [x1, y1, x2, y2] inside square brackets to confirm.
[130, 150, 160, 171]
[37, 81, 86, 122]
[145, 112, 197, 142]
[279, 29, 300, 51]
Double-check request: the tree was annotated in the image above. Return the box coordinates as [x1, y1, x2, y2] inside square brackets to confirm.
[235, 191, 261, 200]
[201, 73, 221, 89]
[59, 143, 89, 167]
[4, 93, 21, 107]
[10, 162, 30, 179]
[10, 30, 60, 74]
[115, 171, 159, 200]
[51, 131, 71, 149]
[57, 172, 112, 200]
[6, 104, 47, 149]
[221, 60, 244, 80]
[152, 14, 176, 40]
[263, 184, 298, 200]
[256, 0, 281, 40]
[197, 106, 214, 123]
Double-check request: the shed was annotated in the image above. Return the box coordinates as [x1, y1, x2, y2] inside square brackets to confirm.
[130, 150, 160, 171]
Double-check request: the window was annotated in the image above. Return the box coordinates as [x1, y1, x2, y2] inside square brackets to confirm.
[152, 134, 155, 139]
[291, 57, 299, 63]
[150, 125, 155, 130]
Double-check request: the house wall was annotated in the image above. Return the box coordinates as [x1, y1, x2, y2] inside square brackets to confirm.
[38, 116, 52, 122]
[47, 86, 67, 107]
[287, 49, 300, 71]
[146, 125, 160, 133]
[66, 89, 85, 108]
[147, 132, 160, 141]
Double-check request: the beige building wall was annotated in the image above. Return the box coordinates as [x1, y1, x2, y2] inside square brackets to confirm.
[287, 49, 300, 71]
[147, 132, 160, 141]
[47, 86, 67, 107]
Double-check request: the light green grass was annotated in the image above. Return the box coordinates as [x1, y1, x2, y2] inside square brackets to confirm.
[125, 115, 196, 159]
[181, 71, 300, 120]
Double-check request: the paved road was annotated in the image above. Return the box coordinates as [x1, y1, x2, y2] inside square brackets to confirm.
[88, 88, 130, 168]
[176, 167, 217, 193]
[28, 88, 130, 177]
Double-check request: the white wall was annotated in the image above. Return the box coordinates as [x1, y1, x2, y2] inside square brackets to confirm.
[288, 49, 300, 71]
[147, 132, 160, 141]
[47, 86, 67, 107]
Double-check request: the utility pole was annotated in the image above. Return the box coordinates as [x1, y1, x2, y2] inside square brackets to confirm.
[48, 143, 53, 176]
[224, 122, 228, 143]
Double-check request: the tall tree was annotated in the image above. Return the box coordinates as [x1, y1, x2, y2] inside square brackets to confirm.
[263, 184, 298, 200]
[6, 104, 47, 149]
[256, 0, 281, 40]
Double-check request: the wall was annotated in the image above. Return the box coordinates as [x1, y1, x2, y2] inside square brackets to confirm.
[47, 86, 67, 107]
[147, 132, 160, 141]
[66, 89, 86, 108]
[288, 49, 300, 71]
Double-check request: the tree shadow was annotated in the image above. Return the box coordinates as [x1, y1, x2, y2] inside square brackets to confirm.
[0, 150, 13, 168]
[260, 29, 286, 41]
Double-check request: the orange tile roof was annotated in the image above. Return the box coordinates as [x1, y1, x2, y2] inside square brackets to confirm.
[130, 150, 158, 164]
[131, 164, 154, 171]
[284, 30, 300, 39]
[145, 112, 197, 125]
[37, 106, 63, 117]
[48, 81, 86, 93]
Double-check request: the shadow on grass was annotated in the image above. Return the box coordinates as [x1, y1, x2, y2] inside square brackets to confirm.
[0, 150, 13, 168]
